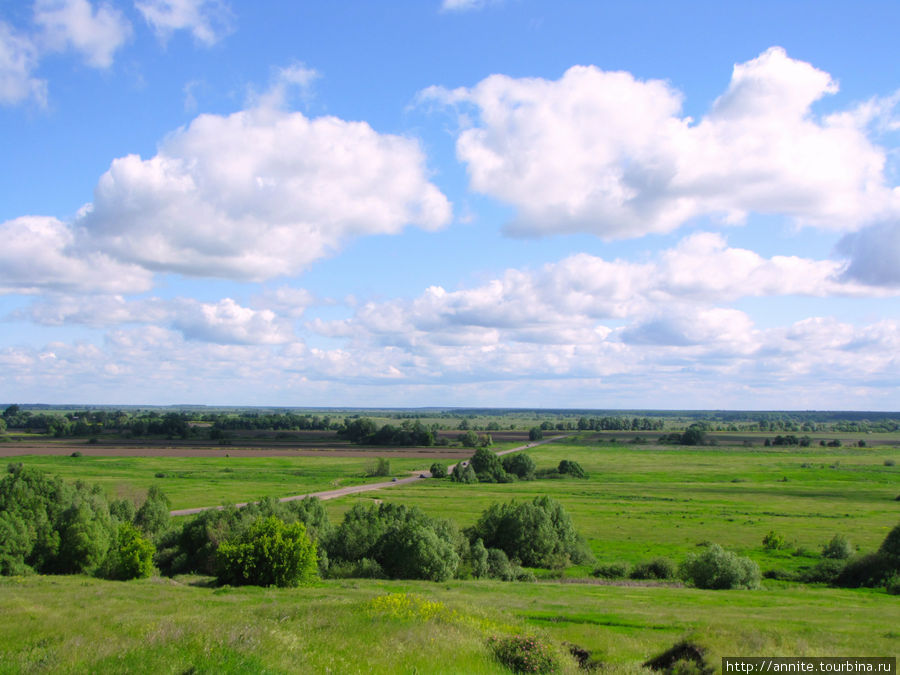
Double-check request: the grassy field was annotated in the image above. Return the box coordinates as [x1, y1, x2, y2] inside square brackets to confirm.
[1, 434, 898, 672]
[0, 454, 433, 510]
[329, 436, 900, 576]
[1, 574, 897, 674]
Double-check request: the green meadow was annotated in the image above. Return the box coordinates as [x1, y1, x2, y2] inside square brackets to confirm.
[1, 434, 898, 672]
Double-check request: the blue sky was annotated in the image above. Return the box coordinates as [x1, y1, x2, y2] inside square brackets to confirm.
[1, 0, 899, 409]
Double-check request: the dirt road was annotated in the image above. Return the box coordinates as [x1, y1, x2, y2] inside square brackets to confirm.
[169, 434, 570, 517]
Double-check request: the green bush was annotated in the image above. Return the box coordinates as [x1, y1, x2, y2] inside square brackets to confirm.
[134, 485, 171, 539]
[835, 553, 894, 588]
[528, 427, 543, 441]
[325, 502, 462, 581]
[886, 574, 900, 595]
[557, 459, 587, 478]
[467, 496, 591, 568]
[217, 515, 318, 587]
[429, 462, 447, 478]
[469, 447, 510, 483]
[502, 453, 536, 480]
[630, 557, 676, 580]
[679, 544, 761, 589]
[488, 634, 557, 674]
[821, 534, 853, 559]
[450, 462, 477, 483]
[643, 639, 714, 675]
[762, 530, 787, 550]
[100, 521, 154, 580]
[367, 458, 391, 477]
[592, 561, 630, 579]
[799, 558, 846, 584]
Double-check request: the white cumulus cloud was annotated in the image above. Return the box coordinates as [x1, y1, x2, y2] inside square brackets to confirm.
[34, 0, 132, 68]
[75, 105, 451, 281]
[0, 21, 46, 106]
[425, 47, 900, 238]
[0, 216, 153, 294]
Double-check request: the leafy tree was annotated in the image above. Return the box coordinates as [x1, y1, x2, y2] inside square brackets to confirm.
[468, 496, 590, 568]
[469, 447, 509, 483]
[458, 430, 479, 448]
[429, 462, 447, 478]
[469, 538, 489, 578]
[502, 453, 535, 480]
[217, 515, 318, 587]
[376, 521, 458, 581]
[528, 427, 543, 441]
[134, 485, 171, 538]
[101, 521, 154, 580]
[450, 462, 477, 484]
[679, 544, 760, 589]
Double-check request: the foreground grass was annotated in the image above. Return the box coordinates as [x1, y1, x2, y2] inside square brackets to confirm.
[1, 574, 896, 674]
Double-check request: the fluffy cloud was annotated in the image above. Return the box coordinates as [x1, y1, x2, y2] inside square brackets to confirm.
[76, 105, 451, 280]
[0, 21, 46, 106]
[314, 232, 893, 351]
[15, 294, 294, 345]
[34, 0, 132, 68]
[425, 47, 900, 238]
[135, 0, 233, 45]
[0, 216, 153, 294]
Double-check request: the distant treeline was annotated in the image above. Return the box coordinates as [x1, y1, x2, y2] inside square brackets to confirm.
[2, 404, 899, 438]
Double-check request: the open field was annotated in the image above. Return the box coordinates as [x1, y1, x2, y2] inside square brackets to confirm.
[0, 574, 896, 674]
[2, 432, 898, 672]
[325, 436, 900, 576]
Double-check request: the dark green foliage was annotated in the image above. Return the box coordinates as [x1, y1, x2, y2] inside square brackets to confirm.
[643, 639, 714, 675]
[834, 553, 894, 588]
[679, 544, 761, 589]
[557, 459, 586, 478]
[0, 464, 116, 575]
[821, 534, 853, 559]
[327, 557, 385, 579]
[592, 561, 630, 579]
[488, 634, 558, 674]
[799, 558, 846, 584]
[630, 557, 676, 580]
[450, 462, 477, 483]
[886, 575, 900, 595]
[501, 453, 535, 480]
[376, 521, 458, 581]
[325, 502, 461, 581]
[429, 462, 447, 478]
[528, 427, 543, 441]
[879, 522, 900, 558]
[469, 538, 490, 578]
[100, 521, 154, 580]
[486, 547, 515, 581]
[157, 497, 331, 577]
[217, 515, 318, 587]
[469, 447, 510, 483]
[458, 430, 479, 448]
[468, 496, 591, 568]
[134, 485, 171, 539]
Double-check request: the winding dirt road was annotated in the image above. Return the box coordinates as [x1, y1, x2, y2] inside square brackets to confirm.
[169, 434, 570, 517]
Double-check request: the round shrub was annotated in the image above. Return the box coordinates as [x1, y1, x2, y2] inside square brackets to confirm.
[488, 634, 557, 674]
[679, 544, 761, 589]
[377, 521, 458, 582]
[799, 558, 846, 584]
[217, 515, 318, 587]
[886, 574, 900, 595]
[429, 462, 447, 478]
[557, 459, 587, 478]
[821, 534, 853, 560]
[502, 453, 536, 480]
